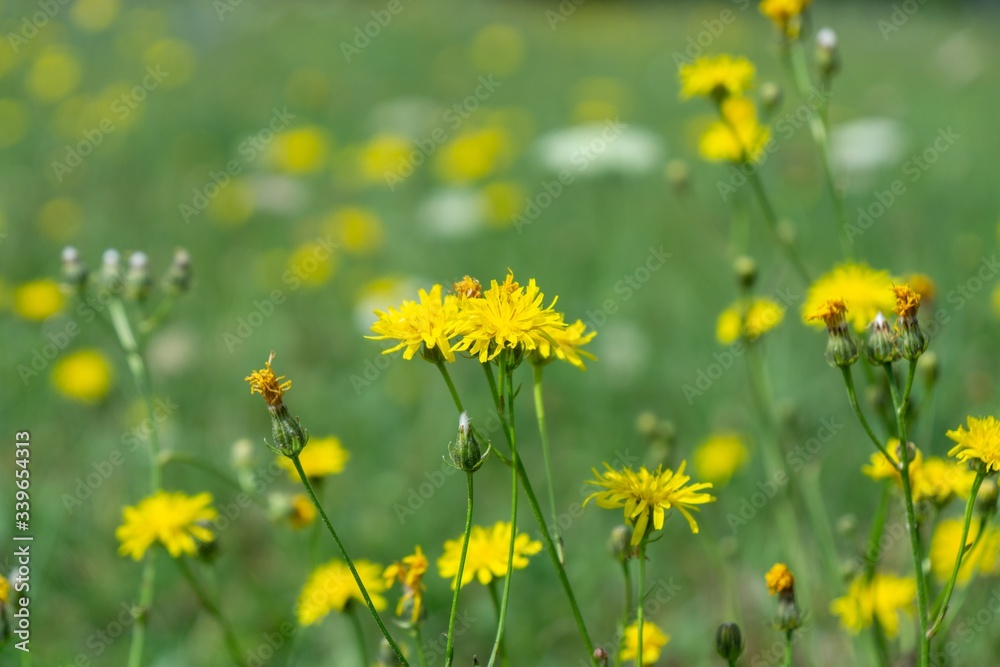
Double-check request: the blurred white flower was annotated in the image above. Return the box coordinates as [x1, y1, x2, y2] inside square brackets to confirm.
[246, 174, 310, 215]
[533, 123, 664, 178]
[417, 187, 486, 239]
[830, 117, 906, 185]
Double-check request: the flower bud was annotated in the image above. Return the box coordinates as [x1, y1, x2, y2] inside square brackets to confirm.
[816, 28, 840, 80]
[760, 82, 783, 116]
[446, 412, 490, 473]
[125, 251, 153, 302]
[593, 648, 609, 666]
[864, 312, 897, 365]
[98, 248, 122, 293]
[609, 525, 634, 563]
[61, 246, 88, 293]
[715, 622, 745, 662]
[976, 478, 998, 518]
[733, 255, 758, 290]
[918, 351, 939, 386]
[665, 159, 690, 195]
[269, 403, 309, 458]
[163, 248, 192, 295]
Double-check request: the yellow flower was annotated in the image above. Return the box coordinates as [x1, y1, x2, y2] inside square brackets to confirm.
[716, 297, 784, 345]
[912, 457, 977, 506]
[531, 318, 597, 370]
[384, 546, 429, 623]
[287, 241, 336, 287]
[277, 436, 349, 480]
[116, 491, 217, 560]
[367, 284, 462, 362]
[619, 620, 670, 665]
[359, 134, 411, 184]
[930, 518, 1000, 585]
[760, 0, 812, 38]
[269, 126, 330, 173]
[26, 46, 81, 103]
[693, 433, 749, 485]
[483, 181, 525, 226]
[435, 127, 511, 184]
[947, 416, 1000, 473]
[0, 573, 8, 605]
[906, 273, 936, 304]
[454, 271, 566, 363]
[830, 573, 915, 638]
[452, 275, 483, 299]
[52, 349, 114, 403]
[70, 0, 121, 31]
[584, 461, 716, 544]
[765, 563, 795, 595]
[699, 97, 771, 163]
[860, 440, 918, 481]
[327, 206, 383, 255]
[13, 279, 64, 321]
[245, 352, 291, 407]
[679, 55, 755, 100]
[437, 521, 541, 589]
[297, 559, 387, 626]
[287, 494, 317, 530]
[803, 263, 896, 333]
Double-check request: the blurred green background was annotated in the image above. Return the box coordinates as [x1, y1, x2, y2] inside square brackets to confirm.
[2, 0, 1000, 665]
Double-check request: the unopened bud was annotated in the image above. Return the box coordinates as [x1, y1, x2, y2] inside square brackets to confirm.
[665, 159, 690, 195]
[733, 255, 758, 290]
[61, 245, 88, 292]
[609, 525, 633, 563]
[446, 412, 489, 473]
[98, 248, 122, 292]
[865, 313, 897, 365]
[164, 248, 192, 295]
[760, 82, 783, 116]
[126, 251, 153, 302]
[715, 622, 745, 661]
[593, 648, 609, 666]
[816, 28, 840, 79]
[976, 479, 998, 518]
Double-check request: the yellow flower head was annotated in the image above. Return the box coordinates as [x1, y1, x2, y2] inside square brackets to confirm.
[760, 0, 812, 38]
[699, 97, 771, 163]
[269, 125, 330, 173]
[288, 493, 317, 530]
[806, 299, 848, 331]
[679, 55, 755, 100]
[906, 273, 936, 304]
[245, 352, 291, 407]
[912, 457, 977, 506]
[277, 436, 349, 480]
[0, 574, 9, 605]
[116, 491, 217, 560]
[830, 572, 916, 638]
[765, 563, 795, 595]
[584, 461, 716, 544]
[930, 518, 1000, 585]
[620, 620, 670, 665]
[452, 275, 483, 299]
[947, 416, 1000, 473]
[860, 440, 920, 482]
[892, 283, 921, 320]
[367, 284, 461, 363]
[454, 271, 566, 363]
[14, 278, 65, 321]
[297, 559, 387, 626]
[359, 134, 411, 184]
[437, 521, 541, 589]
[52, 349, 114, 403]
[716, 297, 784, 345]
[803, 263, 896, 333]
[693, 433, 749, 485]
[532, 318, 597, 370]
[384, 546, 429, 623]
[435, 127, 512, 184]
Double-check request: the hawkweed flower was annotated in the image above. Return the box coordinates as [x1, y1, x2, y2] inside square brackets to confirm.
[803, 263, 895, 333]
[864, 312, 897, 365]
[437, 521, 541, 589]
[830, 572, 916, 638]
[384, 546, 429, 625]
[619, 620, 670, 665]
[276, 436, 349, 481]
[245, 352, 308, 457]
[679, 55, 755, 101]
[805, 299, 858, 367]
[716, 297, 784, 345]
[715, 622, 745, 662]
[892, 283, 927, 359]
[116, 490, 218, 560]
[692, 433, 749, 485]
[929, 518, 1000, 585]
[584, 461, 715, 545]
[13, 278, 64, 321]
[699, 97, 771, 164]
[297, 559, 388, 626]
[946, 416, 1000, 474]
[446, 412, 490, 473]
[453, 270, 566, 365]
[452, 275, 482, 299]
[911, 457, 977, 506]
[861, 439, 919, 481]
[287, 493, 317, 530]
[52, 349, 114, 403]
[760, 0, 812, 40]
[367, 284, 461, 363]
[530, 317, 597, 370]
[765, 563, 803, 631]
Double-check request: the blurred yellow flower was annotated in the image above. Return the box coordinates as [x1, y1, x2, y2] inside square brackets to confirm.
[947, 415, 1000, 473]
[438, 521, 541, 589]
[13, 279, 64, 321]
[207, 180, 255, 226]
[143, 39, 196, 88]
[297, 559, 387, 626]
[679, 55, 754, 100]
[287, 241, 336, 287]
[716, 297, 784, 344]
[930, 518, 1000, 585]
[436, 127, 511, 184]
[269, 126, 331, 173]
[38, 197, 83, 241]
[0, 99, 28, 148]
[277, 436, 350, 481]
[327, 207, 383, 255]
[760, 0, 812, 38]
[699, 97, 771, 163]
[766, 563, 795, 595]
[368, 284, 462, 362]
[52, 350, 114, 403]
[482, 181, 524, 226]
[572, 77, 632, 124]
[359, 134, 411, 184]
[384, 546, 429, 623]
[470, 24, 524, 76]
[912, 457, 977, 505]
[620, 620, 670, 665]
[116, 491, 217, 560]
[860, 440, 918, 482]
[830, 572, 915, 638]
[26, 47, 81, 103]
[71, 0, 121, 31]
[802, 263, 896, 333]
[287, 493, 317, 530]
[693, 433, 749, 485]
[906, 273, 936, 304]
[0, 573, 9, 605]
[532, 318, 597, 370]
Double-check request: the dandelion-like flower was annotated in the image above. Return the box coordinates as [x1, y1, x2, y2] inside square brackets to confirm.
[947, 416, 1000, 474]
[51, 349, 114, 403]
[679, 55, 755, 100]
[830, 573, 916, 638]
[287, 493, 317, 530]
[699, 97, 771, 163]
[584, 461, 715, 544]
[437, 521, 541, 589]
[384, 546, 429, 623]
[297, 559, 387, 626]
[930, 518, 1000, 585]
[276, 436, 349, 481]
[454, 271, 566, 363]
[912, 457, 977, 506]
[760, 0, 812, 38]
[245, 352, 292, 408]
[803, 263, 896, 333]
[692, 433, 749, 485]
[367, 284, 461, 362]
[765, 563, 795, 596]
[716, 297, 785, 345]
[532, 317, 597, 370]
[619, 621, 670, 665]
[452, 275, 482, 299]
[860, 440, 920, 482]
[116, 491, 217, 560]
[245, 352, 308, 457]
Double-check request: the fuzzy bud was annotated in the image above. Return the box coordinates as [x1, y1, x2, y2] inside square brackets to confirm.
[125, 251, 153, 302]
[715, 623, 745, 662]
[61, 246, 88, 293]
[446, 412, 489, 473]
[164, 248, 192, 295]
[864, 313, 897, 365]
[609, 525, 634, 563]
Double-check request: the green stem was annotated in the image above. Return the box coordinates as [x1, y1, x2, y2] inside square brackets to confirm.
[176, 557, 243, 665]
[746, 170, 811, 285]
[532, 365, 564, 564]
[636, 538, 647, 667]
[125, 554, 157, 667]
[927, 472, 985, 638]
[444, 473, 474, 667]
[865, 481, 893, 667]
[839, 367, 892, 462]
[291, 456, 408, 665]
[487, 582, 509, 667]
[413, 625, 430, 667]
[783, 630, 793, 667]
[348, 605, 370, 667]
[882, 361, 929, 667]
[614, 560, 632, 667]
[436, 360, 465, 413]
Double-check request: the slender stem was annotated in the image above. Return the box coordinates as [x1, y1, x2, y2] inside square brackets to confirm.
[126, 555, 157, 667]
[176, 557, 243, 665]
[636, 539, 647, 667]
[746, 170, 811, 285]
[444, 473, 474, 667]
[783, 630, 793, 667]
[489, 355, 518, 667]
[158, 451, 255, 499]
[882, 362, 929, 666]
[413, 626, 430, 667]
[927, 472, 985, 638]
[839, 367, 892, 462]
[614, 560, 632, 667]
[532, 364, 564, 564]
[487, 582, 509, 667]
[865, 481, 892, 667]
[348, 605, 370, 667]
[291, 456, 408, 665]
[436, 360, 465, 413]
